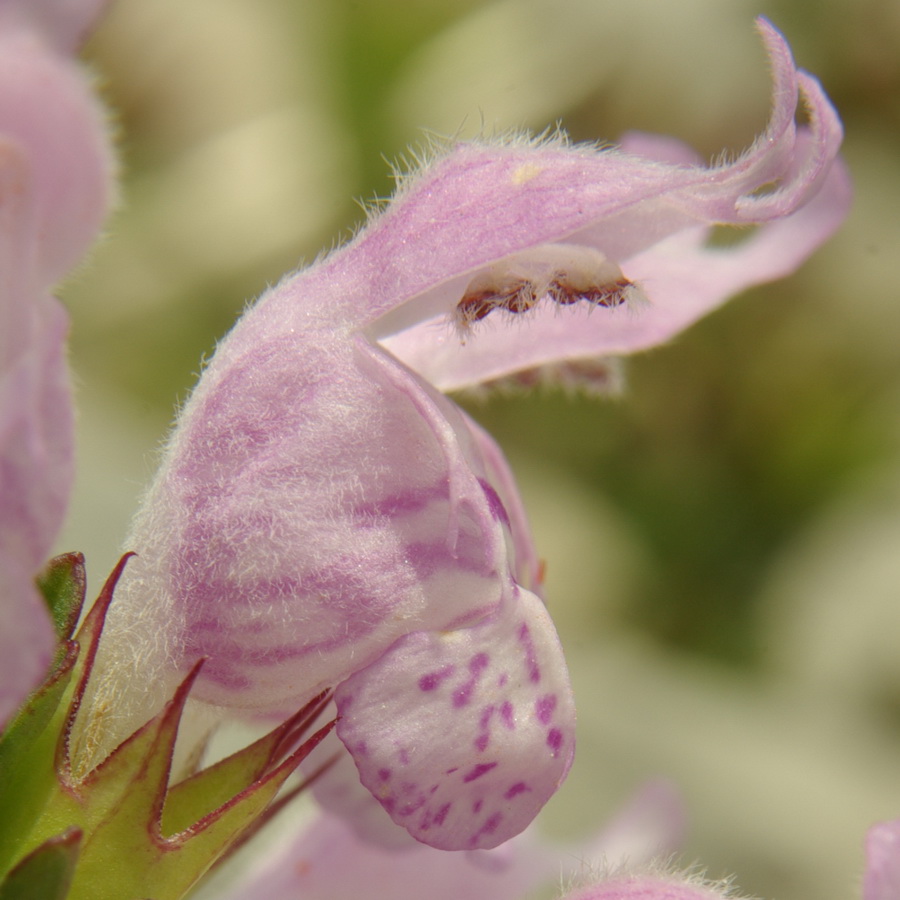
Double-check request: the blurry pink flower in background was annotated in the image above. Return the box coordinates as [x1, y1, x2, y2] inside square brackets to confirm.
[863, 819, 900, 900]
[558, 816, 900, 900]
[0, 0, 114, 726]
[210, 793, 900, 900]
[214, 780, 684, 900]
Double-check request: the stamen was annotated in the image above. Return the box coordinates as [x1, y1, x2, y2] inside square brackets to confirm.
[453, 243, 644, 337]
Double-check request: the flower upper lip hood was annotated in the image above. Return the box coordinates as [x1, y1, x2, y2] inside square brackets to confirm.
[0, 0, 114, 727]
[379, 19, 847, 390]
[85, 17, 849, 851]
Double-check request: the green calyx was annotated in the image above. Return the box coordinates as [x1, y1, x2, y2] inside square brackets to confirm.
[0, 553, 334, 900]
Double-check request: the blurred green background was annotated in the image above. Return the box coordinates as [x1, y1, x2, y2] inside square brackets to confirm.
[57, 1, 900, 898]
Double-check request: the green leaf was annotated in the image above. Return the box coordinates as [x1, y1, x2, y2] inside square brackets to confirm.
[0, 829, 81, 900]
[37, 553, 87, 642]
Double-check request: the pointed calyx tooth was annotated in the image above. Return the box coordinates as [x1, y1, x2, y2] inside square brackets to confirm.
[453, 243, 646, 334]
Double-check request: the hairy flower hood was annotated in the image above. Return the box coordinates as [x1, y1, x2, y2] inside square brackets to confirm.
[87, 19, 849, 851]
[0, 0, 114, 726]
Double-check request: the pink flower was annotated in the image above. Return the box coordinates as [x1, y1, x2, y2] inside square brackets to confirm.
[91, 17, 848, 851]
[0, 0, 114, 726]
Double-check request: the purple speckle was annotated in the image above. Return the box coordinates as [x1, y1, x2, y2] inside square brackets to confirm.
[377, 767, 392, 781]
[497, 673, 508, 688]
[355, 741, 368, 757]
[535, 693, 557, 725]
[445, 767, 459, 775]
[397, 795, 427, 817]
[453, 682, 475, 708]
[500, 701, 515, 729]
[418, 665, 456, 692]
[475, 703, 497, 753]
[463, 762, 498, 783]
[434, 802, 452, 826]
[468, 811, 505, 848]
[546, 728, 564, 756]
[517, 622, 541, 683]
[469, 652, 490, 674]
[454, 654, 491, 707]
[472, 799, 483, 814]
[429, 784, 439, 794]
[504, 781, 530, 800]
[398, 748, 410, 765]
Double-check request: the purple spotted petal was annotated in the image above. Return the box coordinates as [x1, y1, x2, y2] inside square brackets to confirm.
[863, 820, 900, 900]
[311, 731, 684, 859]
[307, 728, 422, 850]
[334, 586, 574, 850]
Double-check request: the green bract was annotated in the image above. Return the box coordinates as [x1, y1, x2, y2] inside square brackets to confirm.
[0, 554, 333, 900]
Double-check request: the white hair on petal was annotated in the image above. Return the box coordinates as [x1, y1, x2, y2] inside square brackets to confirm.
[554, 856, 751, 900]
